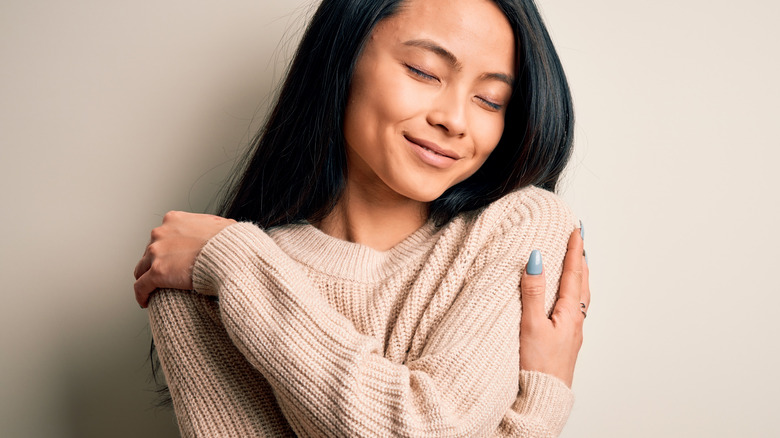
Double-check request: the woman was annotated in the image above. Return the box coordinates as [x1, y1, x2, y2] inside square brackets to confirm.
[134, 0, 589, 436]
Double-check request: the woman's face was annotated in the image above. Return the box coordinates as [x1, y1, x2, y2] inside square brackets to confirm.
[343, 0, 515, 203]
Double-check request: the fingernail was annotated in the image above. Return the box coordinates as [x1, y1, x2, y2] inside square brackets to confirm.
[580, 220, 585, 240]
[584, 249, 589, 265]
[527, 250, 543, 275]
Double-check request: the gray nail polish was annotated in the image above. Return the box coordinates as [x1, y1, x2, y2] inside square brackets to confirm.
[527, 250, 543, 275]
[580, 220, 585, 240]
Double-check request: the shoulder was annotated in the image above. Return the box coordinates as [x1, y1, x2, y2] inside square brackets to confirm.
[463, 186, 577, 243]
[436, 186, 576, 273]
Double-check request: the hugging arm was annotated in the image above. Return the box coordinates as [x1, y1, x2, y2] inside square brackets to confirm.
[494, 229, 588, 437]
[148, 290, 295, 437]
[188, 223, 521, 437]
[147, 227, 583, 437]
[143, 192, 585, 437]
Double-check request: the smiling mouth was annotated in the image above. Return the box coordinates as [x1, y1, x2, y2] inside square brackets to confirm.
[404, 135, 459, 160]
[420, 145, 448, 158]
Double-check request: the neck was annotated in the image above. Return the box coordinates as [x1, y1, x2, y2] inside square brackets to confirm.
[314, 179, 428, 252]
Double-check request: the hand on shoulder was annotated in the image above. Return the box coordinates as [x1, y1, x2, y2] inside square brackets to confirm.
[519, 227, 589, 387]
[133, 211, 236, 308]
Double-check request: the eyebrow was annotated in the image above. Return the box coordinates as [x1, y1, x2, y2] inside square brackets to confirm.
[402, 39, 515, 87]
[482, 72, 514, 88]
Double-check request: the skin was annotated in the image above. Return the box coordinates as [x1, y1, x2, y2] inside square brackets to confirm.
[134, 0, 589, 388]
[520, 230, 590, 387]
[317, 0, 515, 250]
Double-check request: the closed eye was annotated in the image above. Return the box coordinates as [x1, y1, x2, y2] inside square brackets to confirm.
[405, 64, 439, 82]
[478, 97, 502, 111]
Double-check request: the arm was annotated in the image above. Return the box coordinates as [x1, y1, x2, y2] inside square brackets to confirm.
[147, 289, 573, 438]
[191, 222, 521, 437]
[147, 289, 295, 437]
[493, 371, 575, 437]
[135, 188, 583, 437]
[145, 233, 583, 438]
[495, 227, 589, 437]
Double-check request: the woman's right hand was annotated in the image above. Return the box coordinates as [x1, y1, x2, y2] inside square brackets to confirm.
[519, 228, 590, 387]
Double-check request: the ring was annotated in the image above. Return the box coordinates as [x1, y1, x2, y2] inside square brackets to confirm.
[580, 302, 587, 318]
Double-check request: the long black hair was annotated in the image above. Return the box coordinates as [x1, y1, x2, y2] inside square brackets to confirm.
[218, 0, 574, 227]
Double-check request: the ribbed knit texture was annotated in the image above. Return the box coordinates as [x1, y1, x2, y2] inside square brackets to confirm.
[148, 186, 577, 437]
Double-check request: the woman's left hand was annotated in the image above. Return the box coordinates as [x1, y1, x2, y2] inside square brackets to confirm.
[133, 211, 236, 308]
[518, 228, 589, 387]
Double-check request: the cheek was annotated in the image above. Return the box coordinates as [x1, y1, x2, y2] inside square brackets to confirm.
[365, 74, 419, 125]
[345, 73, 413, 145]
[474, 117, 506, 160]
[453, 118, 504, 186]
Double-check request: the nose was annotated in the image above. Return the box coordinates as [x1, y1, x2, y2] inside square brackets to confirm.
[426, 89, 467, 137]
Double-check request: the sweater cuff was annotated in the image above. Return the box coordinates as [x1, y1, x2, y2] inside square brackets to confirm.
[192, 222, 274, 297]
[513, 370, 575, 435]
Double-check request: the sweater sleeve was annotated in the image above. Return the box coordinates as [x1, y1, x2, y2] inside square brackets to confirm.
[147, 289, 295, 437]
[492, 371, 575, 437]
[491, 187, 578, 437]
[191, 222, 524, 437]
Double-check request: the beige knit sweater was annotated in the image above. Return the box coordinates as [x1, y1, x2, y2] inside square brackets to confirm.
[149, 186, 577, 437]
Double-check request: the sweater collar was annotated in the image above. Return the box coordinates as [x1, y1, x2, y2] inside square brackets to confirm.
[267, 221, 440, 282]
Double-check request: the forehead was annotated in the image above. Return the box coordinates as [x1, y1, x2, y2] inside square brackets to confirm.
[371, 0, 515, 74]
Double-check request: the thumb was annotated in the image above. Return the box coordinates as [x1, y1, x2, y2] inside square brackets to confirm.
[520, 250, 547, 324]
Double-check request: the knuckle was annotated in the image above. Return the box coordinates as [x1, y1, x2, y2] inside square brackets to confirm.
[563, 267, 583, 279]
[163, 210, 179, 222]
[552, 304, 579, 324]
[147, 242, 160, 256]
[562, 270, 584, 286]
[150, 259, 166, 276]
[522, 284, 546, 297]
[150, 227, 164, 241]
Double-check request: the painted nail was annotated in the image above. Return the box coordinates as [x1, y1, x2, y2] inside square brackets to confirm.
[527, 250, 543, 275]
[580, 220, 585, 240]
[583, 249, 589, 265]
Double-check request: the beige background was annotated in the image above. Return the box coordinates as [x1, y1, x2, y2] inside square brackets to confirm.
[1, 1, 778, 437]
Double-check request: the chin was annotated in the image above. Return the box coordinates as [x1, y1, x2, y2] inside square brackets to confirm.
[399, 183, 450, 204]
[384, 168, 464, 204]
[404, 173, 467, 203]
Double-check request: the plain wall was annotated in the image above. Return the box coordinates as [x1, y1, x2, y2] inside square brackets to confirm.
[1, 1, 778, 437]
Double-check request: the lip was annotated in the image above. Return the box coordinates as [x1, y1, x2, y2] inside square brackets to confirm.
[405, 135, 460, 170]
[404, 135, 461, 160]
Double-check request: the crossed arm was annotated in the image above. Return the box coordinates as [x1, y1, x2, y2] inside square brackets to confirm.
[136, 211, 589, 437]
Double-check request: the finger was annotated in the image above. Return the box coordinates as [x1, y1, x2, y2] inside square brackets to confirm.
[580, 252, 591, 314]
[558, 229, 584, 309]
[134, 251, 152, 280]
[134, 271, 157, 308]
[162, 210, 179, 223]
[520, 250, 547, 324]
